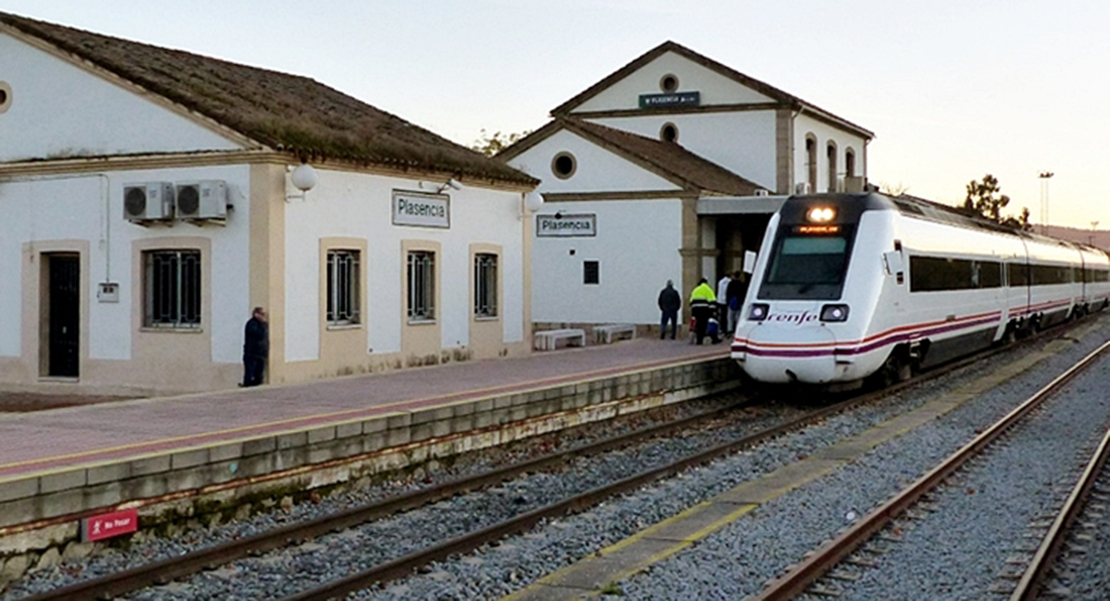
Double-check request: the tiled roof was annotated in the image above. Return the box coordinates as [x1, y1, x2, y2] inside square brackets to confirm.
[560, 118, 764, 195]
[0, 12, 537, 186]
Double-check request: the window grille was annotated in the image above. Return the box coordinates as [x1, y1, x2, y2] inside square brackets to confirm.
[327, 250, 360, 324]
[144, 250, 201, 327]
[474, 253, 498, 318]
[408, 250, 436, 321]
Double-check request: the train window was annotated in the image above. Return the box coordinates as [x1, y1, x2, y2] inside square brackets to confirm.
[758, 226, 855, 300]
[1029, 264, 1071, 286]
[910, 256, 1002, 292]
[1007, 262, 1029, 287]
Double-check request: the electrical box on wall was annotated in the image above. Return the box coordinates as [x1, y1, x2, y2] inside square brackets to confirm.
[97, 282, 120, 303]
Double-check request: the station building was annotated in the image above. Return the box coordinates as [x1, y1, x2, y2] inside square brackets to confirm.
[0, 13, 539, 396]
[499, 41, 874, 331]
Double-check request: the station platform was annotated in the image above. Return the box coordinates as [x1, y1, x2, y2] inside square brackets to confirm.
[0, 339, 737, 554]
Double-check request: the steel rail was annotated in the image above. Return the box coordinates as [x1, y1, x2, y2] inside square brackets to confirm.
[749, 339, 1110, 601]
[276, 334, 1055, 601]
[17, 321, 1075, 601]
[1009, 418, 1110, 600]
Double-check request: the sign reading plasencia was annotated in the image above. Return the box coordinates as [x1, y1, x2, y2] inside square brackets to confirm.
[392, 190, 450, 228]
[638, 91, 700, 109]
[536, 213, 597, 237]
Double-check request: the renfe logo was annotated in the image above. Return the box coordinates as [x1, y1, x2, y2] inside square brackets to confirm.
[768, 311, 819, 326]
[81, 508, 138, 542]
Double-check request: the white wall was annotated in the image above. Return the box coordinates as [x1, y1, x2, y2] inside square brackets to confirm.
[507, 130, 679, 194]
[282, 170, 525, 362]
[0, 165, 252, 363]
[794, 113, 868, 193]
[0, 33, 243, 163]
[573, 51, 773, 113]
[531, 199, 683, 325]
[589, 111, 777, 189]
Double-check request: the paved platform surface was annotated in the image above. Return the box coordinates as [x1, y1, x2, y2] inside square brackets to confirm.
[0, 340, 729, 482]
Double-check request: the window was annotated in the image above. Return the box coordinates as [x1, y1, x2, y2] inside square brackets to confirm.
[0, 82, 10, 114]
[408, 250, 435, 321]
[584, 260, 600, 285]
[474, 253, 498, 318]
[660, 73, 679, 93]
[805, 135, 817, 192]
[660, 122, 678, 143]
[326, 249, 360, 325]
[909, 256, 1003, 292]
[552, 152, 577, 179]
[757, 226, 857, 300]
[845, 148, 856, 178]
[827, 142, 838, 192]
[144, 249, 201, 328]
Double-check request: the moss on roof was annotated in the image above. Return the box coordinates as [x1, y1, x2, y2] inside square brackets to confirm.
[0, 12, 537, 186]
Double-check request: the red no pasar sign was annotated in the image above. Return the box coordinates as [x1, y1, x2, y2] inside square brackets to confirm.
[81, 508, 138, 542]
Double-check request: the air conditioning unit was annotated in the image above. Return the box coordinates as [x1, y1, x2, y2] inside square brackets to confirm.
[175, 181, 228, 220]
[123, 183, 174, 221]
[754, 189, 770, 197]
[795, 182, 812, 195]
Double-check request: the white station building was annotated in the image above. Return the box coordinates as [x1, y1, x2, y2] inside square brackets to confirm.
[0, 12, 540, 396]
[499, 41, 874, 331]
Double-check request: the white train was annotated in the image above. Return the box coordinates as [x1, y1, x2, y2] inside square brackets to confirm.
[732, 192, 1110, 388]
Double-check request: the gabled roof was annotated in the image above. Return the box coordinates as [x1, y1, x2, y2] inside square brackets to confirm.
[551, 41, 873, 139]
[0, 12, 537, 186]
[501, 118, 764, 196]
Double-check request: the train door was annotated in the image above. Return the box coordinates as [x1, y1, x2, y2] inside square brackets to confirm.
[44, 254, 80, 378]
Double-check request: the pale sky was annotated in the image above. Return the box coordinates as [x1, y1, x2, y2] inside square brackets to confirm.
[2, 1, 1107, 228]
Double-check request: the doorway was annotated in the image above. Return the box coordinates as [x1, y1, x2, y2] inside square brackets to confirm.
[45, 253, 80, 378]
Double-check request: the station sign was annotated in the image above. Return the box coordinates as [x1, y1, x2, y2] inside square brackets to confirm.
[392, 190, 450, 228]
[638, 91, 700, 109]
[536, 213, 597, 237]
[81, 508, 138, 542]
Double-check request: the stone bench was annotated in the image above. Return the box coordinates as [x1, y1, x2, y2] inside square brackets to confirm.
[534, 328, 587, 351]
[595, 323, 636, 344]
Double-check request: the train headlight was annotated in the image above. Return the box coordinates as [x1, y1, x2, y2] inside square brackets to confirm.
[820, 304, 850, 322]
[807, 206, 836, 223]
[748, 303, 770, 321]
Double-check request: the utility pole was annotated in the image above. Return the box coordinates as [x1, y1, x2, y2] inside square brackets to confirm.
[1039, 171, 1054, 235]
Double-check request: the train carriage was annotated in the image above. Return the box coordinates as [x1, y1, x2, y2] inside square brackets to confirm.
[732, 192, 1108, 388]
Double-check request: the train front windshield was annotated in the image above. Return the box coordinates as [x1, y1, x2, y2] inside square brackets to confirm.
[758, 226, 855, 300]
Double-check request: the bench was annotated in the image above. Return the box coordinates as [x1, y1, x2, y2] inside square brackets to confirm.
[594, 323, 636, 344]
[534, 328, 587, 351]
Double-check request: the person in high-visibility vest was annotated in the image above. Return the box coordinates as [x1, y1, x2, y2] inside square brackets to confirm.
[689, 278, 719, 345]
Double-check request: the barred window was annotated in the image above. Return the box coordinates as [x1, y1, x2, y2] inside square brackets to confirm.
[474, 253, 498, 318]
[327, 250, 360, 325]
[408, 250, 435, 321]
[143, 249, 201, 328]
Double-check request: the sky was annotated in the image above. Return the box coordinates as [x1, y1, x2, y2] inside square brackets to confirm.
[1, 1, 1107, 228]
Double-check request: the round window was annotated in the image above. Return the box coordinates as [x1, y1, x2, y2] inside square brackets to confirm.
[659, 74, 679, 93]
[551, 152, 577, 179]
[660, 122, 679, 143]
[0, 82, 11, 114]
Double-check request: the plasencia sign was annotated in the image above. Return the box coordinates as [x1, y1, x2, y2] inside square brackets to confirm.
[392, 190, 450, 228]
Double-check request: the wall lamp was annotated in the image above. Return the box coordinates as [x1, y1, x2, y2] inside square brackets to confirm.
[436, 178, 462, 193]
[286, 163, 318, 202]
[521, 191, 544, 220]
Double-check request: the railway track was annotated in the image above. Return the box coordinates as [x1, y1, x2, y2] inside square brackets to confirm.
[10, 324, 1080, 601]
[749, 339, 1110, 601]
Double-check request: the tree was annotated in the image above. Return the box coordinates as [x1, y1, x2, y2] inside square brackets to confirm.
[880, 181, 910, 196]
[471, 129, 531, 157]
[963, 174, 1033, 231]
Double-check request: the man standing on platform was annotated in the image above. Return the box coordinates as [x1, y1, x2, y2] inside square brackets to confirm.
[725, 271, 747, 336]
[690, 278, 719, 345]
[716, 272, 731, 329]
[657, 280, 681, 340]
[242, 307, 269, 387]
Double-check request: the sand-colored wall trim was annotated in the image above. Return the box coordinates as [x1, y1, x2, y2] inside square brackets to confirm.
[469, 243, 504, 358]
[317, 237, 369, 376]
[250, 163, 285, 385]
[400, 239, 443, 363]
[18, 241, 90, 385]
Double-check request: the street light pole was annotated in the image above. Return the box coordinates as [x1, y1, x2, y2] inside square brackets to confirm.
[1039, 171, 1054, 235]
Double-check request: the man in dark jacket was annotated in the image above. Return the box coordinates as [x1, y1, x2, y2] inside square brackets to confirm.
[657, 280, 681, 340]
[242, 307, 269, 387]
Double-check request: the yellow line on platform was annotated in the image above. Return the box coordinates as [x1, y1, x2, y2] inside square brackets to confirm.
[499, 336, 1080, 601]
